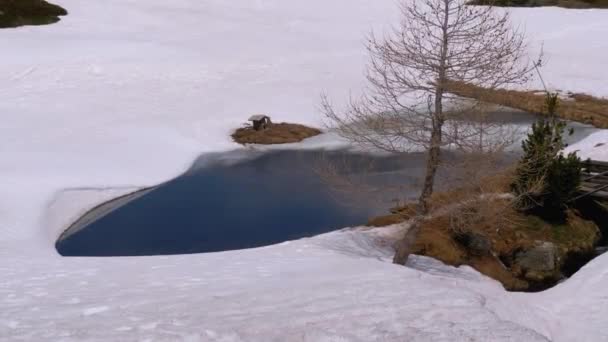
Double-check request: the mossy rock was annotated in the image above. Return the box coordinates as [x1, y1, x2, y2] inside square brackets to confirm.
[232, 123, 321, 145]
[0, 0, 67, 28]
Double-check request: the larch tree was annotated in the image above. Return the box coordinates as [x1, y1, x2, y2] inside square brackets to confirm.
[321, 0, 536, 264]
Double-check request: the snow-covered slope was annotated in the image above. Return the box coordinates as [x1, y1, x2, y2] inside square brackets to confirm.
[2, 227, 552, 341]
[1, 1, 607, 340]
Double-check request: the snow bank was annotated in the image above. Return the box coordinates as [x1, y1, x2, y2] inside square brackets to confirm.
[1, 225, 551, 341]
[565, 129, 608, 160]
[1, 1, 608, 340]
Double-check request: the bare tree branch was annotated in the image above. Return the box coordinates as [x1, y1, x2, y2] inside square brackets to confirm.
[322, 0, 535, 265]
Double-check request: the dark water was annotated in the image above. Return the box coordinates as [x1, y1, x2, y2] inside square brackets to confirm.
[56, 150, 431, 257]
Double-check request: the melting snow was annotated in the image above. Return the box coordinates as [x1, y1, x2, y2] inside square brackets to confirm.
[1, 0, 607, 341]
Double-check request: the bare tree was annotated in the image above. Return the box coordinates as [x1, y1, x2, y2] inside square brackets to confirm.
[321, 0, 536, 264]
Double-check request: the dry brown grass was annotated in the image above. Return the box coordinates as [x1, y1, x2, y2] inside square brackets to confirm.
[232, 123, 321, 145]
[411, 196, 599, 290]
[446, 81, 608, 128]
[410, 198, 531, 291]
[469, 255, 528, 290]
[367, 169, 515, 228]
[429, 166, 516, 209]
[366, 214, 405, 227]
[367, 203, 418, 227]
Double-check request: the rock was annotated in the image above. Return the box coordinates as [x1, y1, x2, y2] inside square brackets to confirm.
[454, 231, 492, 256]
[515, 241, 558, 273]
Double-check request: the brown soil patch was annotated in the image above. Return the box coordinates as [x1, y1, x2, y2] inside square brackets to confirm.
[232, 123, 322, 145]
[446, 80, 608, 128]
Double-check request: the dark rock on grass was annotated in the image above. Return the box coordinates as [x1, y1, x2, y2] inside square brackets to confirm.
[0, 0, 67, 28]
[454, 231, 492, 256]
[232, 123, 321, 145]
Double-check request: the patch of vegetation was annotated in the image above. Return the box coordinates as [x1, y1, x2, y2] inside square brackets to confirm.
[412, 198, 599, 291]
[367, 214, 405, 227]
[469, 0, 608, 8]
[232, 123, 322, 145]
[511, 94, 582, 219]
[368, 166, 600, 292]
[368, 170, 516, 229]
[446, 81, 608, 128]
[367, 203, 418, 227]
[0, 0, 67, 28]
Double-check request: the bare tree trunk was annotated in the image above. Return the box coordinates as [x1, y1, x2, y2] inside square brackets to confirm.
[394, 109, 443, 265]
[394, 3, 450, 265]
[419, 128, 442, 213]
[392, 218, 422, 264]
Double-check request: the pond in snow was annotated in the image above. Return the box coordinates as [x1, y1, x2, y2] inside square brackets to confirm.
[55, 109, 600, 257]
[56, 149, 436, 256]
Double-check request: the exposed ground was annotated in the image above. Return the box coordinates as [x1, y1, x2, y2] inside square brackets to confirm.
[232, 123, 322, 145]
[413, 202, 600, 291]
[0, 0, 67, 28]
[368, 172, 603, 292]
[446, 81, 608, 129]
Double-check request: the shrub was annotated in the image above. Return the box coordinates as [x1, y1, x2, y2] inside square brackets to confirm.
[511, 94, 581, 217]
[545, 153, 582, 211]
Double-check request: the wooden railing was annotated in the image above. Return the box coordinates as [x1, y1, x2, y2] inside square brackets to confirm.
[575, 160, 608, 201]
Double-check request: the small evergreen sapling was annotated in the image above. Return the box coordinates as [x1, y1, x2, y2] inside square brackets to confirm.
[512, 93, 581, 216]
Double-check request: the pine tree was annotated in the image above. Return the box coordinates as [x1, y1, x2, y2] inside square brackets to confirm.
[512, 93, 581, 216]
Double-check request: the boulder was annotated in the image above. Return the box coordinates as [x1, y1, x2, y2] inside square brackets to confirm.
[514, 241, 559, 275]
